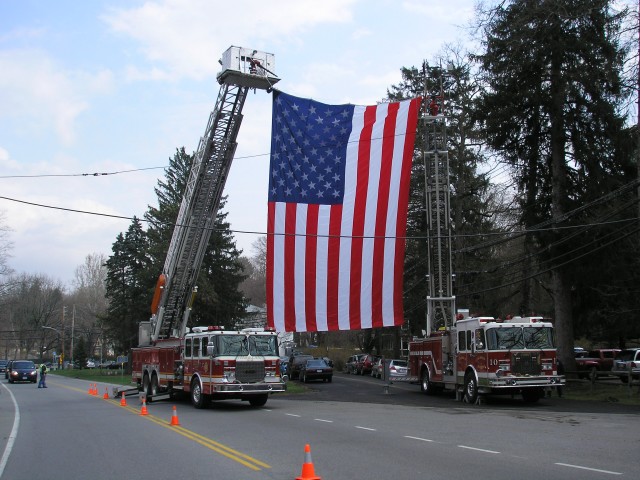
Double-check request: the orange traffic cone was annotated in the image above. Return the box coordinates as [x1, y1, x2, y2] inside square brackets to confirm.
[92, 384, 98, 396]
[140, 397, 149, 416]
[103, 387, 109, 399]
[87, 384, 93, 395]
[296, 444, 321, 480]
[169, 405, 180, 426]
[120, 391, 127, 406]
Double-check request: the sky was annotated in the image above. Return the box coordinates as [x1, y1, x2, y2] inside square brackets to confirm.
[0, 0, 477, 287]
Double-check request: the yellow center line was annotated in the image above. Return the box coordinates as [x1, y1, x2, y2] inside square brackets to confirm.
[50, 381, 271, 471]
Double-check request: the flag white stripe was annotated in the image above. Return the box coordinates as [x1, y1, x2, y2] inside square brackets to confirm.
[272, 202, 286, 331]
[315, 206, 330, 331]
[294, 204, 307, 332]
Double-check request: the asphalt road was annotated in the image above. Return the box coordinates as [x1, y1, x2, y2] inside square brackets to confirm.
[0, 373, 638, 479]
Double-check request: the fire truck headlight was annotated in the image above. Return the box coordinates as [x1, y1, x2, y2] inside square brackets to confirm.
[495, 369, 503, 378]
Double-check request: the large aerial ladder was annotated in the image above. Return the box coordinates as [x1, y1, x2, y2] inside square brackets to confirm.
[139, 46, 279, 346]
[423, 72, 455, 335]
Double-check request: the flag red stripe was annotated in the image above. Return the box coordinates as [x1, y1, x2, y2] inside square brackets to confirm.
[326, 205, 342, 330]
[266, 202, 275, 328]
[284, 203, 297, 332]
[305, 204, 319, 332]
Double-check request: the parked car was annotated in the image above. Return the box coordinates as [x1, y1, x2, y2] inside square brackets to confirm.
[371, 358, 383, 378]
[5, 360, 14, 379]
[575, 348, 620, 379]
[611, 348, 640, 383]
[0, 360, 8, 375]
[345, 354, 366, 374]
[359, 354, 380, 376]
[7, 360, 38, 383]
[387, 359, 409, 379]
[299, 358, 333, 383]
[279, 356, 289, 376]
[372, 359, 409, 380]
[288, 354, 314, 380]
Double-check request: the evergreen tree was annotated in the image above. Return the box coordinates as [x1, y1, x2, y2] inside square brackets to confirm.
[104, 217, 150, 353]
[475, 0, 635, 365]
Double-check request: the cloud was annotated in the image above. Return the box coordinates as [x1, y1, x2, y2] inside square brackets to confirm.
[0, 49, 114, 145]
[352, 28, 372, 40]
[101, 0, 358, 81]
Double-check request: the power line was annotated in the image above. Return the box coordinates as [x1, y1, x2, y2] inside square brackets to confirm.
[1, 194, 637, 243]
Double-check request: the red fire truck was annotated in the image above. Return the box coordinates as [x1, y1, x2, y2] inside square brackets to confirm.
[132, 326, 285, 408]
[408, 313, 564, 403]
[131, 47, 286, 408]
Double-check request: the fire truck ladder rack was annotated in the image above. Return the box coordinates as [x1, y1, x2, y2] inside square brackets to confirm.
[144, 47, 279, 345]
[423, 108, 455, 333]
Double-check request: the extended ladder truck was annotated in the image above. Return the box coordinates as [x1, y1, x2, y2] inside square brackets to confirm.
[403, 73, 564, 403]
[131, 47, 286, 408]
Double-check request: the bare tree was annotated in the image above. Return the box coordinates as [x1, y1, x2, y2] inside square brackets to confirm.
[68, 253, 108, 361]
[1, 273, 64, 360]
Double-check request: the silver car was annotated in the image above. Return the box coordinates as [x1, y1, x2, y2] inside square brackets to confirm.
[373, 359, 408, 380]
[611, 348, 640, 383]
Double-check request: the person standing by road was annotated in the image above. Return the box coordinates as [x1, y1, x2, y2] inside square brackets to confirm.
[38, 363, 47, 388]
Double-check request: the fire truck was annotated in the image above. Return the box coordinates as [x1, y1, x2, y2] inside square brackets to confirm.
[401, 72, 564, 403]
[131, 46, 286, 408]
[408, 313, 564, 403]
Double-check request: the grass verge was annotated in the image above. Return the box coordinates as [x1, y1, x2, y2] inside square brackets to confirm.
[563, 379, 640, 406]
[49, 369, 133, 387]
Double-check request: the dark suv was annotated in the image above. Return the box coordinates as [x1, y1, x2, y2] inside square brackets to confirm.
[7, 360, 37, 383]
[288, 354, 314, 380]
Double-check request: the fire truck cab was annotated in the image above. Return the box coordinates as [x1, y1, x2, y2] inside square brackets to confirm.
[409, 315, 564, 403]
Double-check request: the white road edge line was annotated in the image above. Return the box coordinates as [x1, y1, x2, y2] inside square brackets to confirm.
[355, 426, 376, 431]
[314, 419, 333, 423]
[0, 383, 20, 479]
[458, 445, 500, 454]
[555, 463, 623, 475]
[405, 436, 434, 442]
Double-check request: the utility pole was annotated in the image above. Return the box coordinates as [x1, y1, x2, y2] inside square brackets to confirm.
[71, 305, 75, 368]
[62, 306, 66, 369]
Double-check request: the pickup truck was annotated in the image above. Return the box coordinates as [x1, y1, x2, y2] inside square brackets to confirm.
[575, 348, 620, 379]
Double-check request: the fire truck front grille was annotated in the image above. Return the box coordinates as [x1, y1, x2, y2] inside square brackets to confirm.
[235, 361, 265, 383]
[511, 352, 541, 375]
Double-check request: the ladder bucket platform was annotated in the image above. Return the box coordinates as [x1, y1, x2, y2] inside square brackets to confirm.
[217, 46, 280, 90]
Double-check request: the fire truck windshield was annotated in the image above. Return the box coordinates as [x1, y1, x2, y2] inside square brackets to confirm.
[486, 326, 555, 350]
[216, 335, 278, 356]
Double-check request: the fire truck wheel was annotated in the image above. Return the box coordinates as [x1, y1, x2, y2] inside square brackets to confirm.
[190, 379, 208, 409]
[464, 372, 478, 404]
[142, 374, 150, 395]
[420, 369, 432, 395]
[248, 394, 268, 407]
[150, 374, 159, 397]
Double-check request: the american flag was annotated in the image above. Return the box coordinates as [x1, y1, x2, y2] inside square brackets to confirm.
[266, 90, 421, 332]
